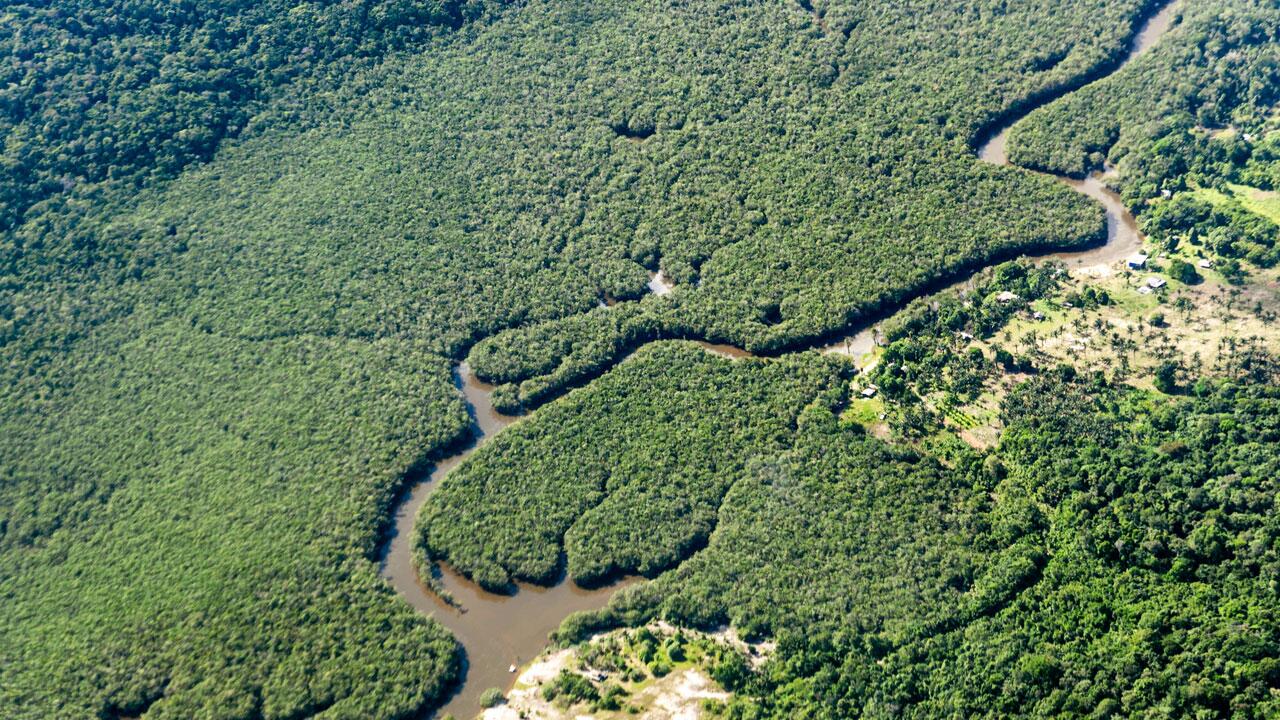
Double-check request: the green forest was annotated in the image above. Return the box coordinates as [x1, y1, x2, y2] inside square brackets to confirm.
[1008, 0, 1280, 268]
[419, 343, 851, 590]
[1009, 0, 1279, 184]
[2, 0, 1278, 718]
[571, 377, 1280, 718]
[440, 299, 1280, 718]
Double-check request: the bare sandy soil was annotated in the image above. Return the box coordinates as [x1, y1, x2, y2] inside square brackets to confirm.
[480, 623, 768, 720]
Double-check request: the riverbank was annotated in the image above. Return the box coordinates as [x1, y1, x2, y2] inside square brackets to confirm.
[481, 622, 769, 720]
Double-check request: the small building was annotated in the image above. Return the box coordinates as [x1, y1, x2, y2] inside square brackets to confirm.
[996, 290, 1020, 304]
[958, 331, 974, 341]
[860, 385, 878, 399]
[1032, 311, 1045, 321]
[1147, 276, 1167, 289]
[1127, 253, 1149, 270]
[1198, 258, 1214, 269]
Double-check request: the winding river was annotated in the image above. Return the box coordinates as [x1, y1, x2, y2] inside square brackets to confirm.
[379, 3, 1177, 717]
[977, 0, 1177, 267]
[824, 0, 1177, 359]
[379, 365, 639, 719]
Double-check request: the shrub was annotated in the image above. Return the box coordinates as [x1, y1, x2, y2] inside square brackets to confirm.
[1154, 361, 1180, 394]
[543, 670, 599, 705]
[479, 688, 505, 708]
[1169, 259, 1202, 285]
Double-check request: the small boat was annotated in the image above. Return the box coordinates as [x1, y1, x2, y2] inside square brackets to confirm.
[508, 664, 517, 673]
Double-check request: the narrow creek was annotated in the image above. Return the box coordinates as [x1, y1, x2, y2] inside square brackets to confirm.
[379, 3, 1176, 717]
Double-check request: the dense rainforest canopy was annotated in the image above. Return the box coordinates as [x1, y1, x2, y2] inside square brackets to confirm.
[1009, 0, 1280, 183]
[0, 0, 508, 231]
[420, 343, 851, 591]
[2, 0, 1278, 718]
[588, 378, 1280, 719]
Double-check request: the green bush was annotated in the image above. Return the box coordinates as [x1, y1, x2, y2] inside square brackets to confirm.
[1169, 259, 1202, 285]
[543, 670, 599, 706]
[479, 688, 506, 708]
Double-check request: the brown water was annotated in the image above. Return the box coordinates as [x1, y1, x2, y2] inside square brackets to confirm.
[977, 0, 1178, 267]
[379, 364, 636, 719]
[822, 1, 1178, 358]
[380, 5, 1178, 717]
[694, 341, 758, 360]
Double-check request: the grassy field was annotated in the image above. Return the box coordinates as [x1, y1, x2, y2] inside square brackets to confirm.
[1191, 183, 1277, 219]
[1227, 183, 1280, 224]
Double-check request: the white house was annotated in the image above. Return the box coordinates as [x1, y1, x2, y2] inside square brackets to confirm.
[1127, 253, 1149, 270]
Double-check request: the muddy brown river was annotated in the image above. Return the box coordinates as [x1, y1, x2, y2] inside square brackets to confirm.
[380, 364, 639, 718]
[829, 0, 1178, 357]
[977, 0, 1178, 268]
[379, 3, 1177, 717]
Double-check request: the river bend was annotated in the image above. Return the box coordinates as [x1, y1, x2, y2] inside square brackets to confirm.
[379, 3, 1177, 716]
